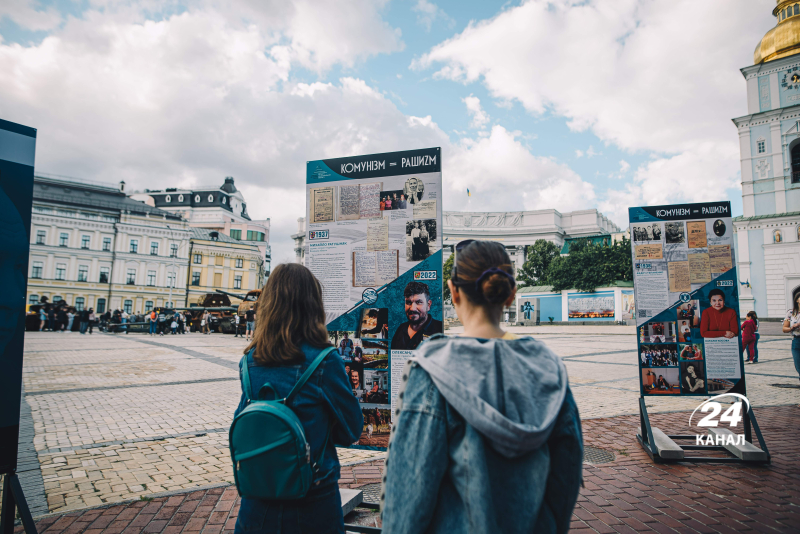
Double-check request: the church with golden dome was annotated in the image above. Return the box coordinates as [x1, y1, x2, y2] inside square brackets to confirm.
[733, 0, 800, 318]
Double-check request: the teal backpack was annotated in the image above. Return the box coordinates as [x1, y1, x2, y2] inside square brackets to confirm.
[229, 346, 337, 500]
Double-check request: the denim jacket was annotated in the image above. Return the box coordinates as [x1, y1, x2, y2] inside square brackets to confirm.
[382, 336, 583, 533]
[234, 343, 363, 490]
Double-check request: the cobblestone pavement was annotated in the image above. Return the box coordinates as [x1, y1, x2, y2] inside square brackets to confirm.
[15, 328, 799, 516]
[12, 405, 799, 534]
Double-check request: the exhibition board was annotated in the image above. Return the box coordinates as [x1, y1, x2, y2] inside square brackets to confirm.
[306, 148, 443, 449]
[629, 201, 745, 398]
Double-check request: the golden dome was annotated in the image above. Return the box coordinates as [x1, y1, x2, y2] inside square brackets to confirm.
[754, 1, 800, 63]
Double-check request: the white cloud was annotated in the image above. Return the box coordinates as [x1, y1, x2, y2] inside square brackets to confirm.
[575, 149, 584, 158]
[446, 125, 596, 213]
[412, 0, 454, 32]
[414, 0, 773, 223]
[0, 2, 596, 262]
[462, 94, 489, 129]
[0, 0, 61, 32]
[585, 145, 600, 158]
[619, 160, 630, 174]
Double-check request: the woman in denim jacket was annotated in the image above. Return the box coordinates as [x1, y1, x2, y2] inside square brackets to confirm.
[233, 263, 363, 534]
[383, 241, 583, 533]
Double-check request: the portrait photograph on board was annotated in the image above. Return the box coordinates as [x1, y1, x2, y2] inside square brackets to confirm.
[639, 344, 678, 367]
[679, 343, 704, 361]
[641, 368, 680, 395]
[664, 222, 686, 244]
[632, 223, 663, 242]
[405, 219, 437, 261]
[359, 407, 391, 447]
[680, 361, 706, 394]
[357, 308, 388, 339]
[391, 281, 443, 350]
[677, 300, 700, 327]
[380, 190, 405, 211]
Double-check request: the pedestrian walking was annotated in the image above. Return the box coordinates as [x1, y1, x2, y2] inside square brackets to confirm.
[177, 314, 185, 334]
[185, 311, 192, 333]
[245, 306, 255, 341]
[79, 308, 90, 334]
[157, 310, 167, 336]
[233, 263, 362, 534]
[170, 318, 177, 335]
[67, 309, 75, 332]
[234, 313, 241, 337]
[783, 293, 800, 383]
[742, 311, 758, 363]
[47, 306, 55, 331]
[149, 310, 157, 335]
[202, 311, 211, 334]
[88, 309, 95, 334]
[39, 308, 46, 331]
[56, 308, 67, 332]
[121, 310, 129, 334]
[381, 240, 583, 533]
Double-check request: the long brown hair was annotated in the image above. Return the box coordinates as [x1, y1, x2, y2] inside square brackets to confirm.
[244, 263, 331, 365]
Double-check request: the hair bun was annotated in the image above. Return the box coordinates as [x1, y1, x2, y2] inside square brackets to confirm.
[481, 273, 513, 305]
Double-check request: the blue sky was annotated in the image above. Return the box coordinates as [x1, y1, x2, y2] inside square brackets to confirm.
[0, 0, 777, 262]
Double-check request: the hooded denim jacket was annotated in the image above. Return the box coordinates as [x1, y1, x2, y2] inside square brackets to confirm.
[233, 343, 364, 490]
[382, 335, 583, 533]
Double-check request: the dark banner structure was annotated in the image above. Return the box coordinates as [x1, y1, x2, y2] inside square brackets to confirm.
[306, 148, 443, 450]
[0, 118, 36, 475]
[629, 201, 744, 398]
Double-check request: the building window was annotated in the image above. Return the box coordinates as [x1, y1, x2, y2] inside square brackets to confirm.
[757, 139, 765, 154]
[31, 261, 43, 279]
[100, 267, 110, 283]
[78, 265, 88, 282]
[178, 194, 184, 202]
[130, 239, 138, 253]
[167, 271, 176, 288]
[192, 271, 201, 286]
[195, 194, 200, 202]
[795, 4, 799, 16]
[53, 295, 62, 303]
[81, 235, 91, 249]
[75, 297, 85, 311]
[127, 269, 137, 284]
[151, 242, 159, 255]
[208, 194, 214, 202]
[124, 300, 132, 314]
[59, 232, 69, 247]
[36, 230, 46, 245]
[235, 258, 243, 268]
[170, 244, 178, 257]
[97, 298, 106, 314]
[145, 300, 153, 312]
[103, 237, 112, 251]
[55, 263, 66, 280]
[234, 275, 242, 289]
[165, 194, 171, 203]
[222, 197, 227, 204]
[230, 229, 242, 240]
[193, 253, 202, 264]
[247, 231, 265, 242]
[29, 295, 39, 305]
[792, 144, 800, 183]
[147, 270, 157, 286]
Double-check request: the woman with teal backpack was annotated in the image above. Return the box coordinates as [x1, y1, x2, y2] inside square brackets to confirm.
[233, 263, 363, 534]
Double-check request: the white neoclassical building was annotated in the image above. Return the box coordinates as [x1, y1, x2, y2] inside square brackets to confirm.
[733, 0, 800, 318]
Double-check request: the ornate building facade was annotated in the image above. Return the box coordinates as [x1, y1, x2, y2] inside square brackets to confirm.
[27, 175, 191, 314]
[132, 177, 271, 281]
[733, 0, 800, 318]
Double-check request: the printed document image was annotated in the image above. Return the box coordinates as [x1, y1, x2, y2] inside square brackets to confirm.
[310, 187, 335, 223]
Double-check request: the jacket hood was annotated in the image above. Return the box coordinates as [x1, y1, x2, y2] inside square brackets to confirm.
[413, 336, 568, 459]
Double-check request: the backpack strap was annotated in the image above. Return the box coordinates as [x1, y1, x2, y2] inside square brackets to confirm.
[241, 351, 254, 403]
[285, 346, 338, 405]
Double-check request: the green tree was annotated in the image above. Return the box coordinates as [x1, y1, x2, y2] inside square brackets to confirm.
[547, 237, 632, 292]
[442, 252, 454, 303]
[516, 239, 560, 287]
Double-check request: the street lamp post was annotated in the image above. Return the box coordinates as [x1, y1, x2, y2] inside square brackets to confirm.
[166, 224, 176, 308]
